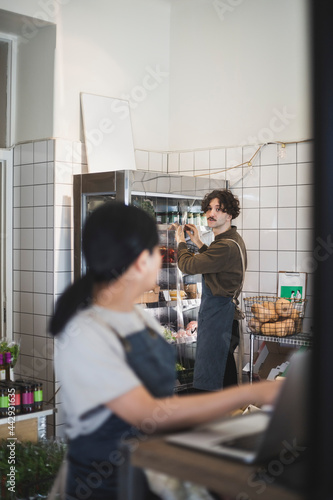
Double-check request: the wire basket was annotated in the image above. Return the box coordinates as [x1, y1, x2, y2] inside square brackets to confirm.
[243, 296, 307, 337]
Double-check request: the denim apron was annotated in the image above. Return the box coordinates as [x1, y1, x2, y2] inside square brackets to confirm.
[66, 318, 176, 500]
[193, 277, 235, 391]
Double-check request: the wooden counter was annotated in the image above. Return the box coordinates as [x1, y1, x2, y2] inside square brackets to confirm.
[128, 436, 306, 500]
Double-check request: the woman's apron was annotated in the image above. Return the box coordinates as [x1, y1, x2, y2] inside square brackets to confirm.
[193, 277, 235, 391]
[66, 322, 176, 500]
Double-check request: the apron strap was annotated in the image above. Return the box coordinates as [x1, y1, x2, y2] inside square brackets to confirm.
[88, 311, 158, 353]
[224, 239, 245, 303]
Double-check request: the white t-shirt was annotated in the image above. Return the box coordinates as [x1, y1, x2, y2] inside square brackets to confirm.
[54, 304, 164, 439]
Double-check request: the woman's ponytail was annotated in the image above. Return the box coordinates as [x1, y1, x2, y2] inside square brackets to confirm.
[49, 273, 94, 336]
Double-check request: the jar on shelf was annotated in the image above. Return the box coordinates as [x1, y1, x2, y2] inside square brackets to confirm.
[171, 212, 179, 224]
[159, 212, 168, 224]
[187, 212, 193, 224]
[9, 383, 22, 415]
[19, 382, 34, 414]
[194, 212, 201, 225]
[33, 382, 43, 411]
[200, 214, 207, 225]
[0, 384, 8, 418]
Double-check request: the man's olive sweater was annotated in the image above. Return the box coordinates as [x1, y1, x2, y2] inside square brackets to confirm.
[177, 226, 247, 297]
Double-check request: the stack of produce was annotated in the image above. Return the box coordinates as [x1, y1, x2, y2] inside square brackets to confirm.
[245, 297, 306, 337]
[162, 321, 198, 344]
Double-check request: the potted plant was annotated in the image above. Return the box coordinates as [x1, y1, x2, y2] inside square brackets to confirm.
[0, 439, 66, 499]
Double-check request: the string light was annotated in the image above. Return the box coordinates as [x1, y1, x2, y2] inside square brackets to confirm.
[135, 139, 312, 179]
[193, 139, 311, 178]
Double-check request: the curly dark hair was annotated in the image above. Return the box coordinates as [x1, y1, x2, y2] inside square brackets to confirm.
[201, 189, 240, 219]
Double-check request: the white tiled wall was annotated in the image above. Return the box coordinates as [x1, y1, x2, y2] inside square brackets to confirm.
[13, 140, 54, 435]
[12, 138, 87, 437]
[12, 138, 313, 437]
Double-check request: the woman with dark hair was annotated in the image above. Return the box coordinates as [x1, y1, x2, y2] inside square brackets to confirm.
[51, 201, 280, 500]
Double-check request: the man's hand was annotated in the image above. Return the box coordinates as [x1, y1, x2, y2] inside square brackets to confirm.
[175, 225, 186, 244]
[184, 224, 204, 249]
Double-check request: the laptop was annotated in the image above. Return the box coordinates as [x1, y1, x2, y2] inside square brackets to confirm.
[166, 351, 310, 464]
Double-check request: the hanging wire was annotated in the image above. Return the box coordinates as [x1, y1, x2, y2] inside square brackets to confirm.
[135, 139, 312, 180]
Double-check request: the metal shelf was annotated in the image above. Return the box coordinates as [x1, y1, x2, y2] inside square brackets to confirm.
[144, 298, 201, 309]
[250, 331, 313, 346]
[249, 332, 313, 383]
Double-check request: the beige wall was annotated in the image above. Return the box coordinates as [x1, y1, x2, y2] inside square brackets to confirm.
[0, 0, 310, 151]
[169, 0, 311, 150]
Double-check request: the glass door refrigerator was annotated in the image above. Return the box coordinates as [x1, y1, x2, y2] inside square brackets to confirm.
[73, 170, 224, 390]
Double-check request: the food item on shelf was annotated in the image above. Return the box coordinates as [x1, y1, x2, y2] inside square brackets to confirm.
[160, 246, 167, 262]
[162, 327, 176, 343]
[160, 246, 176, 264]
[185, 321, 197, 335]
[185, 284, 197, 299]
[261, 318, 295, 337]
[185, 321, 197, 341]
[283, 318, 296, 335]
[248, 318, 262, 333]
[174, 327, 196, 343]
[290, 308, 302, 332]
[275, 298, 293, 317]
[169, 290, 186, 300]
[262, 301, 279, 321]
[168, 248, 175, 263]
[246, 296, 305, 338]
[175, 329, 187, 337]
[290, 308, 300, 320]
[251, 303, 276, 323]
[174, 329, 187, 343]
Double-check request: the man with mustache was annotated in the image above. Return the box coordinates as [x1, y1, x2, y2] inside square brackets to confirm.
[175, 189, 247, 392]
